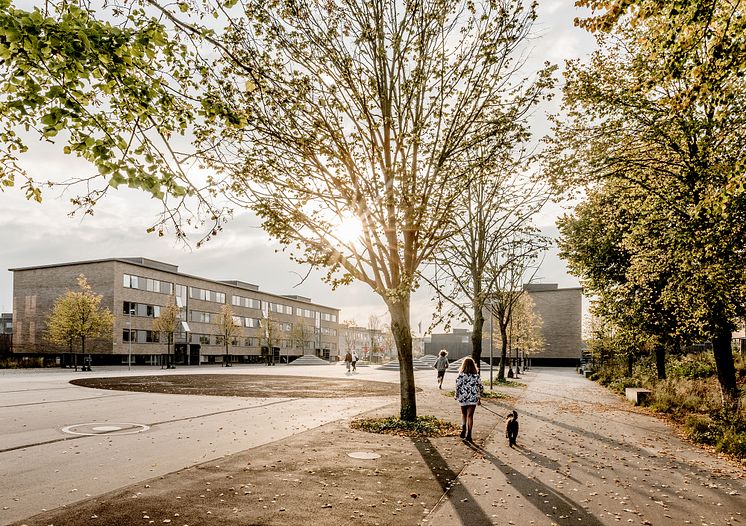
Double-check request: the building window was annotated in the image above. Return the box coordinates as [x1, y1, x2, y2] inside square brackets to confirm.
[123, 302, 161, 318]
[122, 329, 160, 343]
[190, 310, 213, 323]
[189, 287, 226, 304]
[232, 295, 261, 309]
[123, 274, 173, 295]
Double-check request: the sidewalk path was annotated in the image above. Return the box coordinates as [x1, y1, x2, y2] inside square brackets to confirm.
[425, 368, 745, 526]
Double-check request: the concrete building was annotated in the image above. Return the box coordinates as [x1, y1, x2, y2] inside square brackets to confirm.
[10, 258, 340, 366]
[424, 284, 584, 366]
[424, 328, 474, 361]
[524, 284, 583, 366]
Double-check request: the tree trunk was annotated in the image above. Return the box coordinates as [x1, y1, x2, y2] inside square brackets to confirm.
[471, 303, 485, 365]
[712, 325, 738, 412]
[498, 322, 509, 381]
[388, 300, 417, 422]
[655, 344, 666, 380]
[626, 352, 633, 377]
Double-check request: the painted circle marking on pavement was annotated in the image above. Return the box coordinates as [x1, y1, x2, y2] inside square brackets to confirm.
[91, 425, 122, 432]
[61, 422, 150, 436]
[347, 451, 381, 460]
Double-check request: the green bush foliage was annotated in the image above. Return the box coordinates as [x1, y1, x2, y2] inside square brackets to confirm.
[649, 378, 722, 416]
[683, 414, 720, 445]
[716, 429, 746, 457]
[668, 353, 717, 379]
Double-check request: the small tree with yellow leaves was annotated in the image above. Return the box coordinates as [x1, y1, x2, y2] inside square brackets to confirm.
[46, 274, 114, 370]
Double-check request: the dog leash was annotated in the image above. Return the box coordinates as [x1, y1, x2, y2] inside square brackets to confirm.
[479, 403, 507, 419]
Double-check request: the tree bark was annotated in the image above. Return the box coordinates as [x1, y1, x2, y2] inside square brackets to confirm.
[471, 303, 485, 365]
[388, 299, 417, 421]
[498, 322, 508, 381]
[712, 324, 738, 412]
[655, 344, 666, 380]
[626, 352, 633, 377]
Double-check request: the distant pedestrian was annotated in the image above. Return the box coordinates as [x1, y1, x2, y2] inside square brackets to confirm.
[344, 351, 353, 374]
[433, 349, 449, 389]
[505, 410, 519, 447]
[351, 351, 359, 372]
[454, 357, 483, 442]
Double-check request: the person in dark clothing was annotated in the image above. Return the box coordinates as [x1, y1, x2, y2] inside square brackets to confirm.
[433, 349, 449, 389]
[505, 410, 519, 447]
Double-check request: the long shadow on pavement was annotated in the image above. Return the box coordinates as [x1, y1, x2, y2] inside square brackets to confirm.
[515, 406, 720, 480]
[464, 441, 604, 526]
[413, 437, 494, 526]
[509, 443, 584, 485]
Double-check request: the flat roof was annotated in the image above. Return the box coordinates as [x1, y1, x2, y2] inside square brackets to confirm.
[10, 257, 340, 312]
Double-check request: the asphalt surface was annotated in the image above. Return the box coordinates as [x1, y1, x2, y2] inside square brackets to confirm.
[1, 365, 744, 526]
[0, 364, 399, 524]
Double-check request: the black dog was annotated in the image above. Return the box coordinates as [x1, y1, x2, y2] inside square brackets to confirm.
[505, 410, 519, 447]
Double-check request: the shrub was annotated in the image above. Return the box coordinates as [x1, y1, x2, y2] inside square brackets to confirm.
[648, 378, 722, 415]
[684, 414, 721, 445]
[668, 353, 717, 380]
[716, 429, 746, 457]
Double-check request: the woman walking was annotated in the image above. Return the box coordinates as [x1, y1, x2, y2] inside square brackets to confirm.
[454, 357, 483, 441]
[433, 349, 449, 389]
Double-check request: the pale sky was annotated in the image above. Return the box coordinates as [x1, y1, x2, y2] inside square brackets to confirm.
[0, 1, 595, 332]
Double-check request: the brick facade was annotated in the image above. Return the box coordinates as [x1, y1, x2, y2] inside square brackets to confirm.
[10, 258, 340, 365]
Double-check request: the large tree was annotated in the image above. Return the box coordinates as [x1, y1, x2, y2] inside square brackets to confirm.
[46, 274, 114, 370]
[546, 0, 746, 408]
[557, 181, 689, 380]
[202, 0, 552, 420]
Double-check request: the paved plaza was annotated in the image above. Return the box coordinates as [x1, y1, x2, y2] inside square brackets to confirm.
[1, 365, 743, 525]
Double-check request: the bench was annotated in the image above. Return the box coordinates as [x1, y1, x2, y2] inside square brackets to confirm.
[625, 387, 651, 405]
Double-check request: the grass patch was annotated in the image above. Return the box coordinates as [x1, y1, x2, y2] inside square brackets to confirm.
[350, 415, 461, 437]
[482, 378, 526, 388]
[443, 390, 510, 400]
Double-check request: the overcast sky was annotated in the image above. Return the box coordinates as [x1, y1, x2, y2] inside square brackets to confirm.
[0, 1, 595, 331]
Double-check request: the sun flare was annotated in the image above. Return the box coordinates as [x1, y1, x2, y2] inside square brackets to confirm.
[333, 214, 364, 245]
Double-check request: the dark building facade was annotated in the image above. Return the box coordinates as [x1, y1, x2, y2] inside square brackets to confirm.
[10, 258, 340, 365]
[424, 284, 584, 366]
[424, 329, 474, 361]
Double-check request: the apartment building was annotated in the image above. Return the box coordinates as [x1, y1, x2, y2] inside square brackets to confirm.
[10, 258, 340, 365]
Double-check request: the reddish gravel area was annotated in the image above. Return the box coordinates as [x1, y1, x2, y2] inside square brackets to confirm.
[70, 374, 405, 398]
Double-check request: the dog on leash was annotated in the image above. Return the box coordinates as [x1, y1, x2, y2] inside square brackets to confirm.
[505, 410, 519, 447]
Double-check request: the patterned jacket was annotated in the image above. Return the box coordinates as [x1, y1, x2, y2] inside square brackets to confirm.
[455, 372, 483, 405]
